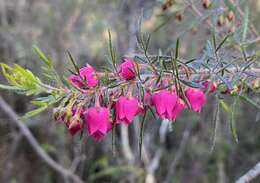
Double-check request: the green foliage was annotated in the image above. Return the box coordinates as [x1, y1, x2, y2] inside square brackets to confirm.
[0, 46, 66, 119]
[0, 63, 46, 95]
[33, 45, 62, 86]
[107, 30, 117, 71]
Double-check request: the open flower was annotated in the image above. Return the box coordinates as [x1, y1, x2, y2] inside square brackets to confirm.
[202, 80, 217, 93]
[69, 64, 99, 88]
[185, 87, 207, 113]
[118, 58, 136, 80]
[84, 107, 112, 140]
[115, 96, 142, 125]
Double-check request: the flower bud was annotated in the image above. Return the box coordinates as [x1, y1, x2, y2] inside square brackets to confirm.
[252, 79, 260, 89]
[227, 11, 235, 22]
[202, 0, 210, 9]
[228, 26, 236, 33]
[217, 15, 225, 27]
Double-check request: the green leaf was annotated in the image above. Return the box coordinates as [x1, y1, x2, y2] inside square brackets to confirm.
[33, 45, 51, 66]
[0, 84, 22, 91]
[175, 38, 180, 60]
[239, 94, 260, 110]
[216, 34, 230, 52]
[107, 29, 117, 71]
[242, 6, 249, 43]
[230, 98, 238, 143]
[67, 51, 80, 75]
[22, 106, 48, 120]
[219, 100, 231, 113]
[139, 110, 147, 159]
[212, 31, 217, 50]
[210, 99, 220, 152]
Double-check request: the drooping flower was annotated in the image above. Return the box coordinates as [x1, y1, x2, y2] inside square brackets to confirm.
[79, 65, 99, 87]
[115, 96, 142, 125]
[171, 98, 186, 121]
[202, 80, 217, 93]
[151, 90, 178, 120]
[84, 107, 112, 140]
[118, 58, 136, 80]
[66, 119, 82, 136]
[68, 75, 84, 88]
[185, 87, 207, 113]
[63, 107, 85, 136]
[69, 64, 99, 88]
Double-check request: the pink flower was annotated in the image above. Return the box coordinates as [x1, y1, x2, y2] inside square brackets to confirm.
[68, 75, 84, 88]
[118, 58, 136, 80]
[64, 107, 85, 136]
[202, 80, 217, 93]
[185, 87, 207, 113]
[69, 64, 99, 88]
[115, 96, 142, 125]
[151, 90, 178, 120]
[84, 107, 112, 140]
[67, 120, 81, 136]
[172, 99, 186, 121]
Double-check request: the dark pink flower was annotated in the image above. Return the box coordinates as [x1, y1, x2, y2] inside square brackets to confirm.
[115, 96, 142, 125]
[118, 58, 136, 80]
[151, 90, 178, 120]
[171, 98, 186, 121]
[67, 120, 81, 136]
[84, 107, 112, 140]
[79, 64, 99, 87]
[202, 80, 217, 93]
[185, 87, 207, 113]
[64, 107, 85, 136]
[68, 75, 84, 88]
[69, 64, 99, 88]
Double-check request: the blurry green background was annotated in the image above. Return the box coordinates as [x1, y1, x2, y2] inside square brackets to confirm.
[0, 0, 259, 183]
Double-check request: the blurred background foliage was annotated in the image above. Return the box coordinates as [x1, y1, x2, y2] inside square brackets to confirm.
[0, 0, 259, 183]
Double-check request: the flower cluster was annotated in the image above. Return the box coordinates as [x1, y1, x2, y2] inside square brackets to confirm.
[54, 58, 217, 140]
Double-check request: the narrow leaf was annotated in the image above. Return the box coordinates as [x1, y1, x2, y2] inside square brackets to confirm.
[33, 45, 51, 66]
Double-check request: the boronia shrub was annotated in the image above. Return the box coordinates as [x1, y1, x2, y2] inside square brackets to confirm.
[0, 2, 259, 156]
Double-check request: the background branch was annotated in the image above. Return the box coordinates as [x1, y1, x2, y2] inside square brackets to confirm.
[0, 95, 85, 183]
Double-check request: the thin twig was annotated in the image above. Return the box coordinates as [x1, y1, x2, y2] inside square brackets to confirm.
[235, 161, 260, 183]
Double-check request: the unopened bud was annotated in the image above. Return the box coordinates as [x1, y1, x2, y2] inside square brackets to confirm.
[175, 13, 182, 22]
[228, 26, 236, 33]
[230, 85, 239, 96]
[202, 0, 210, 9]
[217, 15, 225, 27]
[252, 79, 260, 89]
[227, 11, 235, 22]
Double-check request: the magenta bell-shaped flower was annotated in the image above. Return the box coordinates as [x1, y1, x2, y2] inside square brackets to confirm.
[185, 87, 207, 113]
[69, 64, 99, 88]
[152, 90, 185, 121]
[115, 96, 142, 125]
[118, 58, 136, 80]
[84, 107, 112, 140]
